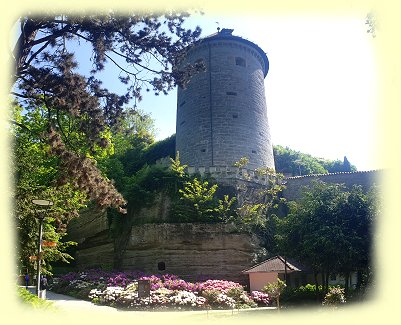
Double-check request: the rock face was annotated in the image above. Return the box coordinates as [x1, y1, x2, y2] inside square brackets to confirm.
[67, 207, 114, 269]
[68, 209, 260, 284]
[122, 223, 260, 283]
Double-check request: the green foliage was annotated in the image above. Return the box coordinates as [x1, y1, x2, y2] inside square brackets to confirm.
[273, 145, 357, 176]
[262, 279, 287, 299]
[226, 287, 257, 309]
[262, 279, 286, 309]
[234, 168, 286, 248]
[236, 203, 267, 227]
[214, 195, 237, 222]
[141, 134, 176, 166]
[108, 163, 174, 231]
[170, 151, 188, 179]
[322, 287, 346, 306]
[12, 13, 205, 211]
[111, 109, 156, 157]
[274, 181, 378, 293]
[13, 104, 87, 275]
[233, 157, 249, 168]
[177, 178, 218, 222]
[17, 287, 55, 310]
[281, 284, 322, 303]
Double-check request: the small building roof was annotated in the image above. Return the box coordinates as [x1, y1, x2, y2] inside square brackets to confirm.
[242, 256, 308, 274]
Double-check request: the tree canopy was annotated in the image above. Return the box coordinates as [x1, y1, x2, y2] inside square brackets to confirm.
[11, 12, 204, 210]
[274, 180, 378, 293]
[273, 145, 357, 176]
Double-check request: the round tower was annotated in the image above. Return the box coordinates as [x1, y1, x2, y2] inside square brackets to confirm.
[176, 28, 275, 171]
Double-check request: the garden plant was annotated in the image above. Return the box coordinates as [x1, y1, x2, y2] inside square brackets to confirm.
[50, 269, 271, 311]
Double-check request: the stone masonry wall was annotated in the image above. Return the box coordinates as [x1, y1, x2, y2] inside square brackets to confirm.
[282, 170, 382, 201]
[67, 203, 261, 283]
[176, 36, 275, 170]
[121, 223, 260, 284]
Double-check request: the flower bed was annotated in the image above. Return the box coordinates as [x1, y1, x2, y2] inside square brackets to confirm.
[50, 269, 271, 310]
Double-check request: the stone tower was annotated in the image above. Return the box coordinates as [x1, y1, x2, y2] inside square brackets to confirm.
[176, 28, 275, 171]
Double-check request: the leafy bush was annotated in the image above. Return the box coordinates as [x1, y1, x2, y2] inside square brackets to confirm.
[281, 283, 321, 303]
[251, 291, 271, 306]
[17, 287, 55, 310]
[262, 279, 286, 308]
[199, 279, 243, 293]
[201, 290, 236, 309]
[226, 287, 257, 308]
[51, 269, 266, 310]
[323, 287, 346, 306]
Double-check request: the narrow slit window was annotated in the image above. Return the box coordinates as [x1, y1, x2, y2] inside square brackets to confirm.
[179, 101, 186, 107]
[180, 120, 186, 126]
[226, 91, 237, 96]
[201, 149, 206, 153]
[233, 114, 238, 118]
[252, 150, 257, 154]
[235, 57, 246, 67]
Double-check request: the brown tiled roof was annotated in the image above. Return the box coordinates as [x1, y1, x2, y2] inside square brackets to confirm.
[242, 256, 306, 274]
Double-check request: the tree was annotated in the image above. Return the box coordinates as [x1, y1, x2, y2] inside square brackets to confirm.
[274, 180, 377, 295]
[178, 178, 218, 222]
[273, 145, 357, 176]
[13, 105, 87, 275]
[342, 156, 352, 172]
[11, 12, 205, 210]
[262, 278, 286, 310]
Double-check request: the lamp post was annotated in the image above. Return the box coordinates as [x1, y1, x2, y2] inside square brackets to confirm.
[32, 199, 53, 298]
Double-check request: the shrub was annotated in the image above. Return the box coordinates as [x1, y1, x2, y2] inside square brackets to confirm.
[226, 287, 257, 308]
[281, 283, 321, 303]
[51, 269, 270, 310]
[323, 287, 346, 306]
[251, 291, 271, 306]
[169, 290, 206, 309]
[199, 279, 243, 293]
[262, 279, 286, 308]
[17, 287, 55, 310]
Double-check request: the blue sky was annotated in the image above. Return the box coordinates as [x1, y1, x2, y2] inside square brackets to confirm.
[12, 11, 379, 171]
[128, 12, 378, 171]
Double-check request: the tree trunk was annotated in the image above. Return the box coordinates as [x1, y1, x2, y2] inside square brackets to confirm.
[313, 271, 320, 301]
[324, 271, 329, 294]
[356, 270, 362, 291]
[13, 19, 40, 81]
[321, 272, 326, 295]
[344, 272, 350, 295]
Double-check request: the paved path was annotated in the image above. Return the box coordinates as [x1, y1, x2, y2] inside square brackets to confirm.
[24, 286, 118, 312]
[45, 290, 119, 312]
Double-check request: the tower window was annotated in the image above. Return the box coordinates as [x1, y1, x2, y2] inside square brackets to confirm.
[252, 150, 257, 154]
[180, 120, 186, 126]
[233, 114, 238, 118]
[201, 149, 206, 153]
[179, 101, 186, 107]
[235, 57, 246, 67]
[226, 91, 237, 96]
